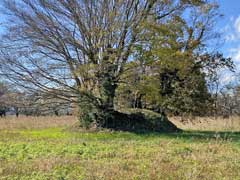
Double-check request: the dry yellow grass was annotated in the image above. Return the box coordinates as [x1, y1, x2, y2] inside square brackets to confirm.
[0, 115, 77, 130]
[1, 115, 239, 131]
[170, 116, 240, 131]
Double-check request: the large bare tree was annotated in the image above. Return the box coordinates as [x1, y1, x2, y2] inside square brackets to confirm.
[0, 0, 185, 126]
[1, 0, 216, 127]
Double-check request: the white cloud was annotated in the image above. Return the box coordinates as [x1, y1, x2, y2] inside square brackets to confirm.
[219, 16, 240, 85]
[234, 16, 240, 33]
[225, 33, 236, 42]
[223, 16, 240, 42]
[229, 47, 240, 63]
[230, 16, 235, 22]
[221, 73, 235, 84]
[234, 51, 240, 63]
[219, 47, 240, 85]
[221, 24, 230, 33]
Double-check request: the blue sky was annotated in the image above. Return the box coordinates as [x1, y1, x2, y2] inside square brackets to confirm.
[216, 1, 240, 84]
[0, 1, 239, 84]
[218, 0, 240, 53]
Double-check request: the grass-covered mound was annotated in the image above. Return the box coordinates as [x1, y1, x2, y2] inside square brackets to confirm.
[101, 109, 180, 133]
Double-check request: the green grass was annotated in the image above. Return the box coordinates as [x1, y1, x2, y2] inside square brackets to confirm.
[0, 127, 240, 180]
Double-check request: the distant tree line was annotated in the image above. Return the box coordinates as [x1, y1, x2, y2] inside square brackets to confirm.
[0, 82, 73, 117]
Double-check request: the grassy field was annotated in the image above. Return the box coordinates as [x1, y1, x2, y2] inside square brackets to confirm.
[0, 116, 240, 180]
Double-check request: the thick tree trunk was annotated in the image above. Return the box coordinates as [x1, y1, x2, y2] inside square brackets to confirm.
[99, 77, 117, 111]
[78, 74, 118, 128]
[97, 74, 118, 127]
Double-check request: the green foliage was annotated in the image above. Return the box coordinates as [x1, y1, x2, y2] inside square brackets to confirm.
[117, 51, 212, 116]
[115, 2, 228, 117]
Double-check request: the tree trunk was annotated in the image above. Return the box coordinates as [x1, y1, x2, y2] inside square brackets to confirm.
[97, 73, 118, 127]
[100, 77, 117, 110]
[78, 74, 118, 128]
